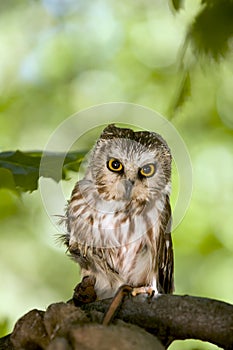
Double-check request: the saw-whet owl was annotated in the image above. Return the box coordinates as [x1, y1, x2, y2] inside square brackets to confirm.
[65, 124, 174, 299]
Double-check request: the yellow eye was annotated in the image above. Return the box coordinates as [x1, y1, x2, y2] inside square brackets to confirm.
[107, 158, 123, 172]
[139, 163, 156, 177]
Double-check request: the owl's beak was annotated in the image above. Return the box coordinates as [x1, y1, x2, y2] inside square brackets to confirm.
[124, 179, 134, 199]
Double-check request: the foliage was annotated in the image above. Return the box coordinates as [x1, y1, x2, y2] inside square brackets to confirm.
[0, 319, 10, 339]
[171, 0, 233, 58]
[0, 150, 86, 193]
[190, 0, 233, 58]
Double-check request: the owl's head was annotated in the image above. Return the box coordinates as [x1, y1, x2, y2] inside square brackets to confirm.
[88, 124, 172, 203]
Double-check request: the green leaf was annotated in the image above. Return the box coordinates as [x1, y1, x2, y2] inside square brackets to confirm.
[190, 0, 233, 58]
[0, 318, 10, 338]
[170, 0, 184, 11]
[0, 168, 16, 191]
[0, 150, 87, 193]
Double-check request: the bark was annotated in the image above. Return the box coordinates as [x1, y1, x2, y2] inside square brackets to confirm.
[83, 293, 233, 349]
[0, 294, 232, 350]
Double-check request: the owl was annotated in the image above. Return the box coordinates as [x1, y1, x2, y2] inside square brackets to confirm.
[64, 124, 174, 300]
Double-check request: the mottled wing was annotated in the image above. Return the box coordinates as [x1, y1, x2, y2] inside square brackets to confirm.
[157, 195, 174, 294]
[65, 182, 118, 277]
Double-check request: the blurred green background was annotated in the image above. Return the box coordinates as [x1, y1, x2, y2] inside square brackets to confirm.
[0, 1, 233, 349]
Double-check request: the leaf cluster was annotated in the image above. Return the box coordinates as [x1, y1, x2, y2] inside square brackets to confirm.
[171, 0, 233, 58]
[0, 150, 86, 193]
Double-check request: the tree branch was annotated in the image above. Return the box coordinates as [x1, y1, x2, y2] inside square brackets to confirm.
[1, 294, 232, 349]
[82, 293, 233, 349]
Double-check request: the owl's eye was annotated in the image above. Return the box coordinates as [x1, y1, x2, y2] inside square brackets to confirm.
[107, 158, 123, 173]
[139, 163, 156, 178]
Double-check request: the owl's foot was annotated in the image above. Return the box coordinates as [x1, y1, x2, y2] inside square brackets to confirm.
[102, 285, 155, 326]
[131, 286, 155, 299]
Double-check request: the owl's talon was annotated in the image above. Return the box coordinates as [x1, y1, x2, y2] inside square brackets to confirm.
[131, 286, 155, 298]
[102, 285, 156, 326]
[147, 288, 155, 303]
